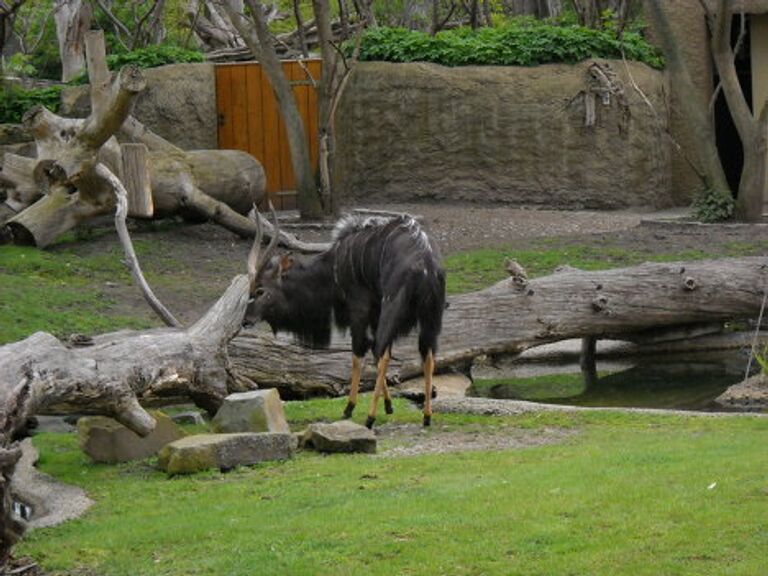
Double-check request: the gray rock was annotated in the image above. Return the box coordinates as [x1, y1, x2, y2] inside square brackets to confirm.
[171, 411, 206, 426]
[77, 411, 186, 464]
[157, 433, 296, 475]
[394, 373, 471, 402]
[60, 63, 217, 150]
[714, 374, 768, 411]
[302, 421, 377, 454]
[211, 389, 289, 434]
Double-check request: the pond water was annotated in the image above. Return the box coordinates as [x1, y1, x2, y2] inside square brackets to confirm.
[469, 350, 759, 411]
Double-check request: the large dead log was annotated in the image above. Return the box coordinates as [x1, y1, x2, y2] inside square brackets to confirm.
[0, 274, 254, 439]
[228, 256, 768, 396]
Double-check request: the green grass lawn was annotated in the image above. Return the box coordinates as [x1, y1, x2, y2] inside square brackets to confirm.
[16, 399, 768, 576]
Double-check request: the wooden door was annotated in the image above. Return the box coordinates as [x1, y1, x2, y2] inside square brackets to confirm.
[215, 60, 322, 210]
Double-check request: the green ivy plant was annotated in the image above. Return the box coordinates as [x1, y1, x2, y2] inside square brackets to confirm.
[691, 188, 735, 223]
[353, 20, 664, 69]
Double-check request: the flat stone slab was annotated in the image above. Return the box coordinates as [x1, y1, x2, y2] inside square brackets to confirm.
[158, 433, 296, 475]
[394, 374, 471, 401]
[78, 411, 185, 464]
[211, 389, 289, 434]
[12, 439, 94, 530]
[302, 421, 376, 454]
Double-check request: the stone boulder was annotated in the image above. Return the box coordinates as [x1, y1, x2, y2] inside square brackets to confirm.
[60, 63, 217, 150]
[157, 433, 296, 475]
[714, 374, 768, 411]
[77, 411, 185, 464]
[302, 421, 377, 454]
[211, 389, 290, 434]
[393, 373, 471, 402]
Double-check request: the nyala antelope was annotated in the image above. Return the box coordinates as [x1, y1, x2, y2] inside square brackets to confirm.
[245, 207, 446, 428]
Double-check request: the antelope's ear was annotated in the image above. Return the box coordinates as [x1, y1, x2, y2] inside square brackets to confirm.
[277, 253, 294, 279]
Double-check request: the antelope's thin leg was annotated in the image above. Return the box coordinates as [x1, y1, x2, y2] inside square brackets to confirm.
[423, 350, 435, 427]
[343, 355, 363, 419]
[382, 347, 394, 415]
[366, 350, 390, 429]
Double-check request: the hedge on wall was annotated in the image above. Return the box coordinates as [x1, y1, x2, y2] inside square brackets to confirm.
[355, 21, 664, 69]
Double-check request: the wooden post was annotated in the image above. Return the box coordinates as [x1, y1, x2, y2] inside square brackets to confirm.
[120, 143, 154, 218]
[85, 30, 111, 117]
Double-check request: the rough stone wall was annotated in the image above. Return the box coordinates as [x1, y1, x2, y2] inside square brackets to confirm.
[60, 63, 218, 150]
[334, 60, 671, 209]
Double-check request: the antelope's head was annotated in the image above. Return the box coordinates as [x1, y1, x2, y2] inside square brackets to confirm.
[244, 202, 286, 329]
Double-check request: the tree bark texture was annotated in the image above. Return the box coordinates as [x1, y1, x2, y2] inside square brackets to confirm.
[54, 0, 92, 82]
[645, 0, 731, 199]
[228, 257, 768, 396]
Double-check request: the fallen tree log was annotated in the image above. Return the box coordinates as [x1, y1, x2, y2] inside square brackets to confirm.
[228, 256, 768, 396]
[0, 257, 765, 427]
[0, 275, 254, 439]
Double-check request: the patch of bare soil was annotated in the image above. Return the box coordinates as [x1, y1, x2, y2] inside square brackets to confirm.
[373, 422, 575, 457]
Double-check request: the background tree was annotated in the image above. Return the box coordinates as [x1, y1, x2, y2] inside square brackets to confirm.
[646, 0, 765, 222]
[53, 0, 92, 81]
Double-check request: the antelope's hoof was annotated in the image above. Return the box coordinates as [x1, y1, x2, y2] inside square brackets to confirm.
[384, 399, 393, 415]
[342, 402, 356, 419]
[365, 416, 376, 429]
[423, 414, 431, 427]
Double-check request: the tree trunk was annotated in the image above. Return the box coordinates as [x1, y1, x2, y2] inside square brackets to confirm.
[54, 0, 92, 82]
[645, 0, 732, 198]
[225, 0, 323, 219]
[228, 257, 768, 396]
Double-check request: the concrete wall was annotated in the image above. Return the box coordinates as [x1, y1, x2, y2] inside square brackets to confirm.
[334, 60, 672, 209]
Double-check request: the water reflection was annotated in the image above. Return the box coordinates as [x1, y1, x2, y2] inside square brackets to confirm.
[469, 351, 758, 411]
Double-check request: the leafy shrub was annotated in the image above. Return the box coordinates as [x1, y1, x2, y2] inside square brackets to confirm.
[0, 84, 63, 124]
[106, 44, 205, 69]
[691, 188, 735, 223]
[68, 44, 205, 85]
[354, 21, 664, 69]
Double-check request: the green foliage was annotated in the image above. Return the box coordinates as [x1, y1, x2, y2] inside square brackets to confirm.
[691, 188, 735, 223]
[354, 20, 664, 68]
[0, 84, 63, 124]
[4, 53, 37, 77]
[16, 408, 768, 575]
[106, 44, 205, 69]
[66, 44, 205, 86]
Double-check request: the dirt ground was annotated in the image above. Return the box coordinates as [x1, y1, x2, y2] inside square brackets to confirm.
[55, 201, 768, 326]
